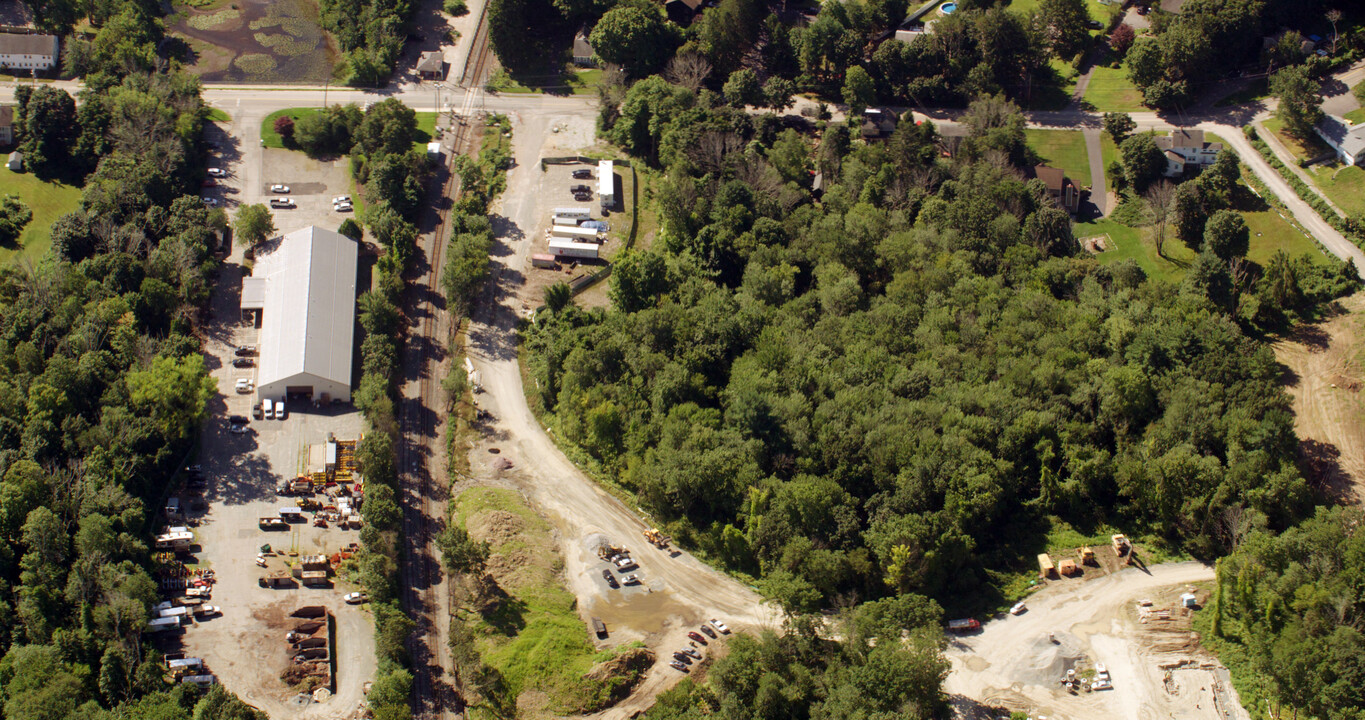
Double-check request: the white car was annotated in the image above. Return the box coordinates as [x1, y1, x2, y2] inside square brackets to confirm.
[1010, 601, 1027, 615]
[207, 167, 226, 177]
[269, 198, 295, 208]
[229, 424, 248, 434]
[203, 197, 219, 207]
[1096, 663, 1109, 680]
[270, 184, 290, 193]
[335, 203, 353, 213]
[331, 195, 351, 205]
[710, 619, 729, 634]
[614, 557, 637, 571]
[234, 378, 253, 393]
[344, 592, 367, 604]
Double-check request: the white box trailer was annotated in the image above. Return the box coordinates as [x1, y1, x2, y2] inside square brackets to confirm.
[159, 606, 191, 619]
[147, 617, 182, 633]
[553, 207, 592, 218]
[598, 160, 615, 208]
[552, 216, 581, 227]
[548, 239, 599, 260]
[551, 225, 600, 241]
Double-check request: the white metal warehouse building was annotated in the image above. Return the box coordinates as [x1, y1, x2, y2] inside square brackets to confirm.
[240, 226, 357, 403]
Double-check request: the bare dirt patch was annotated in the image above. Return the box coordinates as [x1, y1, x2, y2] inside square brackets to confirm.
[1272, 292, 1365, 504]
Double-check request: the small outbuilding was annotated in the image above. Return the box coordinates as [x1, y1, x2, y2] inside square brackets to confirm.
[6, 151, 21, 171]
[416, 51, 444, 81]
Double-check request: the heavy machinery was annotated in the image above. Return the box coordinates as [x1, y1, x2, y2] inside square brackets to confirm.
[1079, 546, 1095, 565]
[1112, 534, 1132, 565]
[643, 529, 670, 549]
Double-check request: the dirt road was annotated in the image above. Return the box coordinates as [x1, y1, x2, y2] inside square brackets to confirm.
[1273, 293, 1365, 504]
[461, 108, 781, 715]
[945, 561, 1250, 720]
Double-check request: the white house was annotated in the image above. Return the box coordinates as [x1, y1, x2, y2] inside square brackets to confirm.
[0, 34, 59, 72]
[1154, 128, 1224, 177]
[1314, 115, 1365, 167]
[240, 226, 357, 404]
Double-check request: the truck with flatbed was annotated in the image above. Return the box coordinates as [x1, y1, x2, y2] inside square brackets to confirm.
[259, 517, 288, 530]
[947, 618, 981, 633]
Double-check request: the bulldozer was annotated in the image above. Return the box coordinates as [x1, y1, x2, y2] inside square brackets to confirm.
[643, 528, 670, 549]
[1078, 546, 1095, 565]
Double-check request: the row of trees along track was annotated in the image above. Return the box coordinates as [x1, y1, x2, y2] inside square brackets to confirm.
[398, 13, 495, 720]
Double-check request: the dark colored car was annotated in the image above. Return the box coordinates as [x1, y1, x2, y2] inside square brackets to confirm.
[668, 660, 688, 672]
[672, 652, 692, 664]
[229, 415, 249, 425]
[601, 569, 618, 589]
[235, 345, 257, 356]
[232, 358, 254, 368]
[571, 169, 593, 179]
[570, 184, 591, 193]
[252, 402, 263, 419]
[687, 631, 707, 644]
[700, 625, 717, 639]
[573, 193, 593, 202]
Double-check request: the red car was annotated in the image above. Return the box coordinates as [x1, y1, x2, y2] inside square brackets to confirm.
[687, 631, 707, 644]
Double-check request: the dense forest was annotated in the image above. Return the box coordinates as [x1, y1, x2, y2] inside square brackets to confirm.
[526, 86, 1357, 618]
[0, 9, 267, 720]
[491, 0, 1357, 110]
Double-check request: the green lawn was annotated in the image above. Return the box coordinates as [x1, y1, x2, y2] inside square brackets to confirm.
[1244, 208, 1330, 266]
[1026, 129, 1091, 184]
[1008, 0, 1117, 24]
[1310, 164, 1365, 216]
[260, 107, 326, 148]
[486, 67, 602, 96]
[0, 170, 83, 265]
[1027, 57, 1081, 111]
[1344, 108, 1365, 125]
[1084, 66, 1145, 112]
[205, 107, 230, 122]
[1213, 79, 1270, 108]
[1083, 217, 1195, 285]
[1261, 116, 1332, 162]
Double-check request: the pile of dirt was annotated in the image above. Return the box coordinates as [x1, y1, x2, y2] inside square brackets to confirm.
[1006, 632, 1086, 687]
[469, 510, 524, 546]
[581, 647, 655, 710]
[484, 548, 532, 585]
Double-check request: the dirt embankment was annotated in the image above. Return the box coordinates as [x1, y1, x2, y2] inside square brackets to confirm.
[1272, 293, 1365, 504]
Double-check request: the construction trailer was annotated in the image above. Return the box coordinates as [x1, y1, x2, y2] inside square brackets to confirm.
[552, 216, 581, 227]
[551, 225, 601, 241]
[1037, 553, 1056, 578]
[553, 207, 592, 218]
[531, 253, 558, 269]
[299, 570, 330, 587]
[1058, 559, 1079, 577]
[548, 239, 599, 260]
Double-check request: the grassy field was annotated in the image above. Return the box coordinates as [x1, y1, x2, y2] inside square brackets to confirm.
[1083, 217, 1195, 284]
[0, 171, 83, 265]
[1244, 208, 1330, 266]
[206, 107, 230, 122]
[1261, 116, 1332, 162]
[1026, 129, 1091, 183]
[1008, 0, 1118, 24]
[1345, 108, 1365, 125]
[260, 107, 324, 148]
[1309, 164, 1365, 216]
[455, 487, 607, 715]
[1213, 78, 1270, 108]
[1083, 66, 1145, 112]
[486, 67, 602, 96]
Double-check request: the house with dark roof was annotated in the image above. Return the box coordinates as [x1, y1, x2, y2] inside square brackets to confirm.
[1033, 165, 1080, 214]
[0, 106, 12, 146]
[1154, 128, 1223, 177]
[573, 30, 595, 67]
[0, 33, 58, 72]
[1314, 115, 1365, 166]
[860, 108, 898, 139]
[415, 51, 444, 81]
[665, 0, 703, 25]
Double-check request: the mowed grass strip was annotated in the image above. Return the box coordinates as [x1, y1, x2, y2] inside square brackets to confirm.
[1310, 164, 1365, 217]
[1026, 129, 1091, 185]
[0, 170, 83, 265]
[455, 487, 605, 714]
[260, 107, 324, 148]
[1084, 66, 1146, 113]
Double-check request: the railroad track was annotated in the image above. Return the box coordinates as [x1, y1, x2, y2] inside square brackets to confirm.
[398, 11, 494, 720]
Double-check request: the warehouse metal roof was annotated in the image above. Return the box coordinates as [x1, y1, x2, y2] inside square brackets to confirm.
[249, 227, 357, 396]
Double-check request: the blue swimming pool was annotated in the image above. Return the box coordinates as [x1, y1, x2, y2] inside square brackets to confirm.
[941, 2, 957, 12]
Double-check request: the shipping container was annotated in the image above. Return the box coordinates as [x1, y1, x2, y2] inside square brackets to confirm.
[531, 254, 558, 269]
[552, 207, 592, 218]
[551, 225, 600, 241]
[552, 216, 580, 226]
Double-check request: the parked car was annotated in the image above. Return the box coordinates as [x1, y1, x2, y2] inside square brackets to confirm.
[228, 415, 249, 425]
[263, 398, 273, 419]
[672, 652, 691, 664]
[570, 184, 591, 193]
[234, 346, 257, 356]
[668, 660, 688, 672]
[270, 198, 295, 208]
[681, 647, 701, 659]
[203, 198, 219, 207]
[270, 184, 290, 193]
[232, 358, 254, 368]
[614, 557, 637, 571]
[235, 378, 252, 393]
[252, 402, 263, 419]
[573, 193, 593, 202]
[601, 569, 619, 589]
[276, 399, 287, 419]
[710, 619, 729, 634]
[571, 169, 593, 179]
[335, 203, 354, 213]
[185, 465, 202, 474]
[699, 625, 717, 638]
[332, 195, 351, 205]
[344, 592, 368, 604]
[622, 574, 641, 585]
[207, 167, 226, 177]
[229, 424, 249, 434]
[687, 631, 707, 644]
[1010, 601, 1027, 615]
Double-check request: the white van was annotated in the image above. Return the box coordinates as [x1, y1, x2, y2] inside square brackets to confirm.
[262, 398, 273, 419]
[276, 399, 286, 419]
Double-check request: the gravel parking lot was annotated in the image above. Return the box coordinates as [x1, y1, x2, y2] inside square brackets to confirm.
[156, 217, 375, 717]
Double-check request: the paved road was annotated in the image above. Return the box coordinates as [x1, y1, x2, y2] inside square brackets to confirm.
[1081, 127, 1108, 216]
